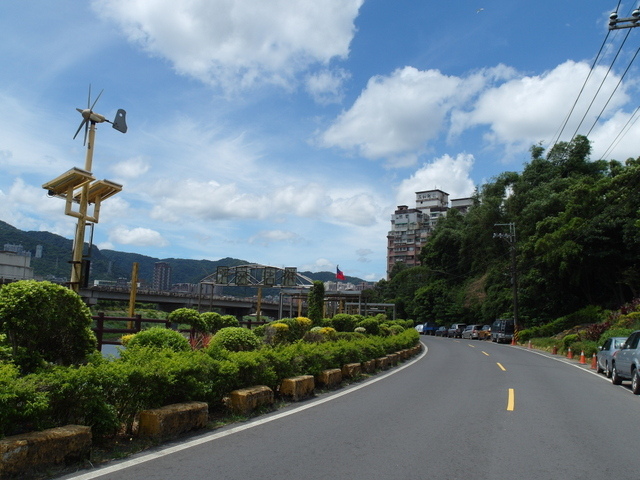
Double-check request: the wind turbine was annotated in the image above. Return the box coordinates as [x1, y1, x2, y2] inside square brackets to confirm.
[73, 85, 127, 146]
[66, 86, 127, 291]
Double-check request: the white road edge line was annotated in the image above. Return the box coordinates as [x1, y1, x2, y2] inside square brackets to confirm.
[63, 343, 429, 480]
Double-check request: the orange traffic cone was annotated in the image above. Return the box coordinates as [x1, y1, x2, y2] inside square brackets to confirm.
[590, 353, 597, 370]
[552, 345, 558, 355]
[567, 347, 573, 359]
[527, 340, 532, 349]
[579, 350, 586, 364]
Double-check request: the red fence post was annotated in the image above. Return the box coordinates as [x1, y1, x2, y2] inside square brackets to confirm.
[95, 312, 105, 352]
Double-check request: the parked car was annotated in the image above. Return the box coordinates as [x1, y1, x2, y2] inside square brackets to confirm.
[478, 325, 492, 340]
[462, 324, 482, 340]
[435, 326, 448, 337]
[491, 319, 514, 344]
[447, 323, 467, 338]
[611, 330, 640, 393]
[596, 336, 627, 378]
[422, 322, 438, 336]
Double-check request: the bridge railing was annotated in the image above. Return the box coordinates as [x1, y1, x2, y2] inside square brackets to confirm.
[92, 312, 268, 351]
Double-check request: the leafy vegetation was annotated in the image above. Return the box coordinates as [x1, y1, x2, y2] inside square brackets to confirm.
[0, 286, 419, 440]
[0, 280, 97, 373]
[370, 136, 640, 327]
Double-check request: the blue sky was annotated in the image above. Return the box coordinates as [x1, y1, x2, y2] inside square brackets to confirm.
[0, 1, 638, 282]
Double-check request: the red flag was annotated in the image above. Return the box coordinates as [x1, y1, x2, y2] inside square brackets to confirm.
[336, 266, 345, 280]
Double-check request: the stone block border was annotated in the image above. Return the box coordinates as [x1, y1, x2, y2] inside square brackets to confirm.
[0, 425, 91, 478]
[138, 401, 208, 440]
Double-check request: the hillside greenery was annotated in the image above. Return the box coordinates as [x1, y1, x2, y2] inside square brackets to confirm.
[372, 136, 640, 327]
[0, 221, 363, 287]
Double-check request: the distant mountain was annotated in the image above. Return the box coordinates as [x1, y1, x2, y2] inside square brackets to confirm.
[0, 220, 364, 286]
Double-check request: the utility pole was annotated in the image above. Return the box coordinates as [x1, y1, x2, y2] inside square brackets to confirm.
[608, 9, 640, 30]
[494, 223, 519, 337]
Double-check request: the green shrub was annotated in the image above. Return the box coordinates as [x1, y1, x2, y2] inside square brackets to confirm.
[0, 280, 97, 373]
[389, 325, 405, 335]
[599, 328, 634, 345]
[575, 341, 598, 358]
[271, 317, 311, 342]
[225, 351, 278, 390]
[34, 364, 121, 437]
[562, 334, 579, 350]
[220, 315, 240, 329]
[168, 308, 204, 331]
[0, 363, 49, 437]
[264, 322, 290, 345]
[125, 327, 190, 352]
[336, 332, 366, 341]
[357, 318, 380, 335]
[200, 312, 223, 333]
[331, 314, 358, 332]
[529, 337, 561, 351]
[209, 327, 260, 352]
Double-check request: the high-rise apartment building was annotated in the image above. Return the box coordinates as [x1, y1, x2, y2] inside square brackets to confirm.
[153, 261, 172, 291]
[386, 190, 473, 278]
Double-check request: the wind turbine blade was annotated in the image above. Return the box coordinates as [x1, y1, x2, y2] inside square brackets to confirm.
[90, 89, 104, 111]
[87, 84, 91, 109]
[73, 119, 87, 140]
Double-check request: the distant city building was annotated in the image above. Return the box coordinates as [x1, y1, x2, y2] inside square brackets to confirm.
[3, 244, 31, 258]
[386, 190, 473, 278]
[0, 251, 34, 281]
[153, 262, 172, 291]
[35, 245, 43, 258]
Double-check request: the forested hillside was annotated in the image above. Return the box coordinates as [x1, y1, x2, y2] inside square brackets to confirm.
[0, 221, 363, 286]
[375, 136, 640, 327]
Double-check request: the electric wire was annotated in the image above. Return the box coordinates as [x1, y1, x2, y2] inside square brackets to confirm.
[548, 29, 612, 150]
[600, 104, 640, 159]
[586, 45, 640, 138]
[569, 27, 632, 142]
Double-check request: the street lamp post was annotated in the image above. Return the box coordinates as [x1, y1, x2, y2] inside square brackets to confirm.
[493, 223, 519, 337]
[43, 89, 127, 292]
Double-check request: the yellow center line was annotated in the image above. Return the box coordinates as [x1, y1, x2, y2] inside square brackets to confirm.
[468, 344, 475, 348]
[481, 351, 489, 356]
[497, 362, 506, 371]
[507, 388, 515, 411]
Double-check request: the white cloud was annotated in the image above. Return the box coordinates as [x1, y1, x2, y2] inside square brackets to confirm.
[396, 153, 476, 206]
[456, 61, 629, 151]
[111, 156, 150, 179]
[306, 68, 350, 105]
[321, 67, 464, 164]
[109, 225, 169, 247]
[249, 229, 303, 246]
[300, 258, 334, 272]
[327, 193, 380, 226]
[94, 0, 363, 92]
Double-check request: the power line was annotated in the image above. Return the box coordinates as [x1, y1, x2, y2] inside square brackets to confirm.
[569, 28, 632, 142]
[586, 45, 640, 138]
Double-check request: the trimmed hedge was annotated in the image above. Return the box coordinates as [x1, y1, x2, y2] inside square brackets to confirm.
[0, 329, 418, 439]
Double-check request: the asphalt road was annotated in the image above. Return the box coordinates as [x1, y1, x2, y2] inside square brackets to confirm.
[59, 337, 640, 480]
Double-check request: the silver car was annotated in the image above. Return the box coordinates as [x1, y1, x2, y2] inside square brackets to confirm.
[596, 337, 626, 378]
[611, 330, 640, 394]
[462, 324, 482, 340]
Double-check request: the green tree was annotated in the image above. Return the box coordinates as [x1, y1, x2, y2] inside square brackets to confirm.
[0, 280, 97, 372]
[307, 281, 325, 325]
